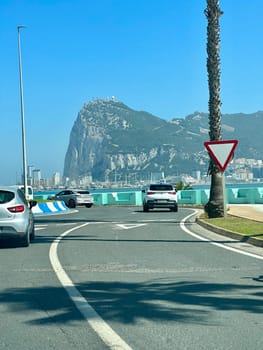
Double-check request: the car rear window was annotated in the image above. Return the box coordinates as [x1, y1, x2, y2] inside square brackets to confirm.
[149, 185, 173, 191]
[17, 189, 27, 204]
[77, 191, 90, 194]
[0, 190, 15, 204]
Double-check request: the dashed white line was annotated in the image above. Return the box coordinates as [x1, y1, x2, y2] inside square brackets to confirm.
[49, 223, 133, 350]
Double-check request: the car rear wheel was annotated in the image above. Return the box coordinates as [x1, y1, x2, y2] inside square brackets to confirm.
[85, 204, 93, 208]
[20, 230, 30, 247]
[68, 199, 76, 208]
[30, 226, 35, 241]
[171, 205, 178, 212]
[143, 204, 149, 212]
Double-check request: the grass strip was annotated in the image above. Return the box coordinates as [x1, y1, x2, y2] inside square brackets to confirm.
[201, 215, 263, 239]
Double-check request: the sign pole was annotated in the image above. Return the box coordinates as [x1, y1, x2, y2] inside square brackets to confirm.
[222, 172, 227, 218]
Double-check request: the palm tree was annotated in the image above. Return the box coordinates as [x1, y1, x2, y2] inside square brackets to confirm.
[175, 181, 192, 191]
[204, 0, 225, 218]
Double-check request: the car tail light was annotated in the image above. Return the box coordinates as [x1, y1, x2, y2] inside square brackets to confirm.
[168, 191, 177, 194]
[147, 191, 155, 195]
[8, 205, 25, 213]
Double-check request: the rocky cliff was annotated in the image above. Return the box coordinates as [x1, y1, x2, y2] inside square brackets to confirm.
[63, 98, 263, 182]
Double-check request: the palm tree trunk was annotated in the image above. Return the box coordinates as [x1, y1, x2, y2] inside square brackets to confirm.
[204, 0, 225, 218]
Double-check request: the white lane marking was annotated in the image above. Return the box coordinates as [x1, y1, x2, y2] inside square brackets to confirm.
[56, 223, 77, 226]
[35, 225, 48, 231]
[116, 224, 146, 230]
[35, 223, 76, 230]
[180, 210, 263, 261]
[49, 223, 133, 350]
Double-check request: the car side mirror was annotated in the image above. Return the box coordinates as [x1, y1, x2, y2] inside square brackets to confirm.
[29, 200, 37, 209]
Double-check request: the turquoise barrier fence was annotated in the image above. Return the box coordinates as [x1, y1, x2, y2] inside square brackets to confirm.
[90, 187, 263, 206]
[35, 187, 263, 206]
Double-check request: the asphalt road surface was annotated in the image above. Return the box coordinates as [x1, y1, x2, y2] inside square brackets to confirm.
[0, 206, 262, 350]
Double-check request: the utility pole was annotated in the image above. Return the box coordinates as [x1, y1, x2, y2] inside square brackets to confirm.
[18, 25, 28, 200]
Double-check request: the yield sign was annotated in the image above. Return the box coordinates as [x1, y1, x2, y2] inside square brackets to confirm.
[204, 139, 238, 172]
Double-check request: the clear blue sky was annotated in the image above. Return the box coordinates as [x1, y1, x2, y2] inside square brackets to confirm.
[1, 0, 263, 185]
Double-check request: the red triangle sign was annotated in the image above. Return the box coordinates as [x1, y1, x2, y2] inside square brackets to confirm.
[204, 139, 238, 172]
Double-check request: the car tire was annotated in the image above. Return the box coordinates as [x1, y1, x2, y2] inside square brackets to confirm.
[85, 204, 93, 208]
[68, 199, 76, 208]
[30, 225, 35, 241]
[20, 230, 30, 247]
[143, 204, 149, 212]
[171, 205, 178, 212]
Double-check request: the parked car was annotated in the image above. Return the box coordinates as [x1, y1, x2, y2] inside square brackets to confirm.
[142, 183, 178, 212]
[51, 189, 94, 208]
[17, 185, 34, 200]
[0, 186, 37, 247]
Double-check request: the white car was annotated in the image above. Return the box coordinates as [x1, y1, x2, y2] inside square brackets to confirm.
[52, 189, 94, 208]
[142, 183, 178, 212]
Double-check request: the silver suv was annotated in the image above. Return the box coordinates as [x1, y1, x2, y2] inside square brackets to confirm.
[52, 189, 94, 208]
[0, 186, 37, 247]
[142, 183, 178, 212]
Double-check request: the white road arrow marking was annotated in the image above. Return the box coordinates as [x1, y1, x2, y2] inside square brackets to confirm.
[116, 223, 146, 230]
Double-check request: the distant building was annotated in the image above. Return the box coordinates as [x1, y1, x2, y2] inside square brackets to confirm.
[53, 172, 61, 187]
[27, 165, 34, 186]
[33, 169, 41, 187]
[252, 166, 263, 179]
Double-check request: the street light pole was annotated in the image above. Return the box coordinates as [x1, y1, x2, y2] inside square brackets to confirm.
[17, 25, 28, 200]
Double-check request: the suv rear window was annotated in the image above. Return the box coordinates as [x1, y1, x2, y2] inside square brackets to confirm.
[0, 190, 15, 204]
[149, 185, 173, 191]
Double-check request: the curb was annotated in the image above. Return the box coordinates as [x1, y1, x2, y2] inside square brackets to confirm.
[196, 217, 263, 248]
[32, 201, 70, 216]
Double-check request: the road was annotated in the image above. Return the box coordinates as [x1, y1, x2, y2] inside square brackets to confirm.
[0, 207, 262, 350]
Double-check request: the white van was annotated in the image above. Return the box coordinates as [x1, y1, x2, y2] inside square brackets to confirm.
[18, 185, 34, 200]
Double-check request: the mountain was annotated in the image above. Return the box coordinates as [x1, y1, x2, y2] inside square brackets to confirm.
[63, 98, 263, 182]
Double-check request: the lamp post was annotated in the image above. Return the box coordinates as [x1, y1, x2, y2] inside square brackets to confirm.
[17, 25, 28, 200]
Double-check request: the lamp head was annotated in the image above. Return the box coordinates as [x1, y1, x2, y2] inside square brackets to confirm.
[18, 25, 26, 30]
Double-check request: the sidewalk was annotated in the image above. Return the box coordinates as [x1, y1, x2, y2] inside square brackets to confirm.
[228, 205, 263, 222]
